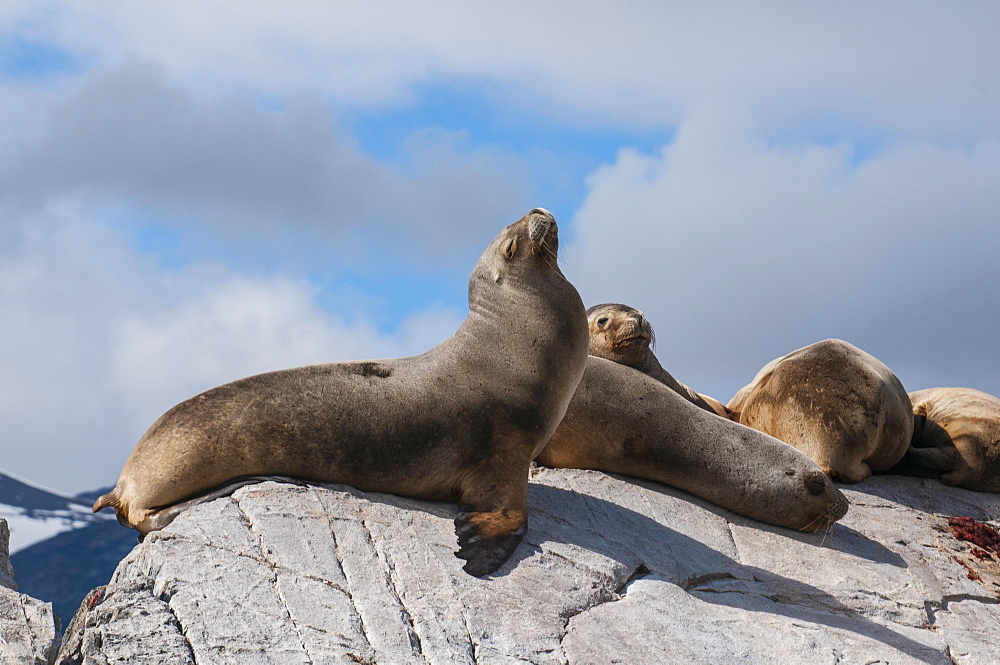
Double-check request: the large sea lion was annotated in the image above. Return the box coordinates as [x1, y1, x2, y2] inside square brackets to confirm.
[897, 387, 1000, 493]
[93, 208, 590, 576]
[537, 356, 849, 532]
[727, 339, 912, 484]
[585, 303, 732, 419]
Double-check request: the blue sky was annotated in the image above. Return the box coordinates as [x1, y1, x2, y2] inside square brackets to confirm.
[1, 2, 997, 494]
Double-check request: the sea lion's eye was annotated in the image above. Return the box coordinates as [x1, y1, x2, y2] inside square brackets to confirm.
[597, 317, 609, 327]
[503, 237, 518, 259]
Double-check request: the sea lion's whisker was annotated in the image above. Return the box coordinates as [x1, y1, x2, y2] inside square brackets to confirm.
[819, 522, 834, 546]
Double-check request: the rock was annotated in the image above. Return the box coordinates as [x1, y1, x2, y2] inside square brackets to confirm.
[53, 586, 104, 665]
[0, 519, 15, 591]
[12, 519, 137, 626]
[0, 518, 60, 665]
[71, 471, 1000, 664]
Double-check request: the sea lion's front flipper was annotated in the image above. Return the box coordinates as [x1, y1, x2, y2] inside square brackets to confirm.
[900, 445, 955, 473]
[454, 506, 527, 576]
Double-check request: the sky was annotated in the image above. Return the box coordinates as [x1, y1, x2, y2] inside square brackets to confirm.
[1, 2, 997, 495]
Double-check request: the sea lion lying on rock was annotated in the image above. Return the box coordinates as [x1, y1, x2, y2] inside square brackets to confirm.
[585, 303, 732, 419]
[94, 208, 590, 576]
[728, 339, 912, 484]
[897, 387, 1000, 493]
[538, 356, 849, 532]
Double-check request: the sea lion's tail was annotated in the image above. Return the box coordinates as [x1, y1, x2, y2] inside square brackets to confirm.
[92, 489, 117, 513]
[93, 488, 132, 528]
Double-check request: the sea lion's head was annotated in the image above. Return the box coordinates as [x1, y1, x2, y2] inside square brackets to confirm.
[470, 208, 564, 293]
[787, 467, 851, 531]
[731, 423, 850, 531]
[464, 208, 587, 368]
[586, 303, 653, 368]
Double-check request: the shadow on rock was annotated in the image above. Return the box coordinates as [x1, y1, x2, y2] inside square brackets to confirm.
[523, 483, 946, 665]
[846, 475, 1000, 521]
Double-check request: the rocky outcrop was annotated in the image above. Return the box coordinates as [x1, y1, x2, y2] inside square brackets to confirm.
[0, 518, 59, 665]
[68, 470, 1000, 664]
[0, 520, 14, 591]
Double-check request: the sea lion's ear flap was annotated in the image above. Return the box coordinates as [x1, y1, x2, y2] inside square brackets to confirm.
[502, 237, 518, 260]
[454, 506, 527, 577]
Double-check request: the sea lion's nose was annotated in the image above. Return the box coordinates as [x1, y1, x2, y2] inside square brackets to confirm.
[527, 208, 557, 245]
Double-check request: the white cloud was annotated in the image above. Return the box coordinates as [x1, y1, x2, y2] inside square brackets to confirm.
[0, 60, 536, 270]
[5, 2, 996, 136]
[0, 206, 464, 494]
[564, 107, 1000, 402]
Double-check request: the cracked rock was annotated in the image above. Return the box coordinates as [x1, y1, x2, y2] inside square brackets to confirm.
[0, 518, 59, 665]
[66, 472, 1000, 664]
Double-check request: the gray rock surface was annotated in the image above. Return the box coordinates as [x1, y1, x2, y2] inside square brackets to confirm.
[0, 518, 59, 665]
[0, 520, 14, 592]
[73, 471, 1000, 664]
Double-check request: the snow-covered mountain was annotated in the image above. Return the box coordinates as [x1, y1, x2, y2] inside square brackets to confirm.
[0, 470, 114, 554]
[0, 470, 136, 623]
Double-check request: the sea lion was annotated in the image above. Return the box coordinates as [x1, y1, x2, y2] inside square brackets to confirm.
[897, 387, 1000, 493]
[93, 208, 590, 576]
[537, 356, 848, 531]
[586, 303, 732, 419]
[727, 339, 912, 484]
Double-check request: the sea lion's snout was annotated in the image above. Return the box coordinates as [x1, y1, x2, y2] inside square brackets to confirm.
[800, 469, 849, 530]
[613, 310, 652, 349]
[527, 208, 557, 249]
[817, 490, 850, 529]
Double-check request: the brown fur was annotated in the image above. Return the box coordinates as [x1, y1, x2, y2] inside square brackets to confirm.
[898, 387, 1000, 493]
[94, 209, 590, 577]
[537, 356, 849, 532]
[586, 303, 732, 419]
[728, 339, 912, 483]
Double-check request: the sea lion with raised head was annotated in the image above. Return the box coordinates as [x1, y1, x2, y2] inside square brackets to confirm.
[93, 208, 590, 576]
[537, 356, 849, 532]
[586, 303, 732, 419]
[727, 339, 912, 484]
[896, 387, 1000, 493]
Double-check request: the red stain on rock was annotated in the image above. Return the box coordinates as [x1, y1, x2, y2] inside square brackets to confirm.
[87, 587, 105, 609]
[956, 558, 984, 582]
[948, 516, 1000, 553]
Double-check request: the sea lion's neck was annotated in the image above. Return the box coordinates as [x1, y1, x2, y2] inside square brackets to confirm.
[636, 349, 667, 378]
[641, 350, 720, 414]
[643, 353, 690, 396]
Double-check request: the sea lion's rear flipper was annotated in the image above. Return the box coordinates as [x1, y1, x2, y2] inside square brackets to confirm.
[92, 488, 133, 528]
[135, 475, 311, 534]
[899, 445, 955, 474]
[454, 506, 527, 577]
